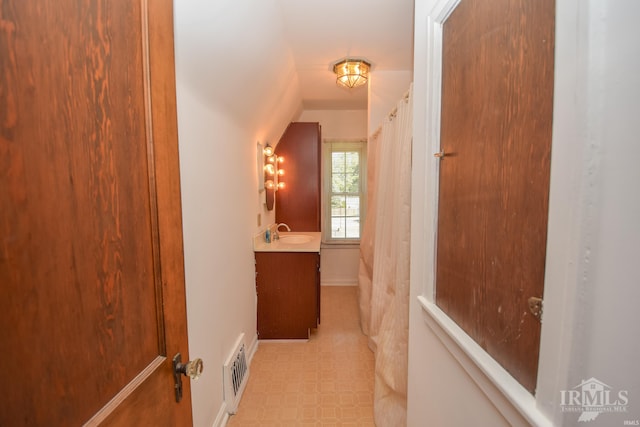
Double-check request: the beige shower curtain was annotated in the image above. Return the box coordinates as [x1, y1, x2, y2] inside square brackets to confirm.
[358, 86, 412, 426]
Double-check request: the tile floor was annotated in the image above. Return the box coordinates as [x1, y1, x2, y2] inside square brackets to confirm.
[227, 286, 375, 426]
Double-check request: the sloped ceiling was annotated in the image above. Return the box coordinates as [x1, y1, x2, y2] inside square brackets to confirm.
[174, 0, 414, 129]
[276, 0, 415, 110]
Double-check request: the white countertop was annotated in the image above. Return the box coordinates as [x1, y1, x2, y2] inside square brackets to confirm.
[253, 231, 322, 253]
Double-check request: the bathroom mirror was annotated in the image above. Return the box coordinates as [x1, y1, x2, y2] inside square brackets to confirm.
[265, 168, 275, 211]
[257, 142, 265, 191]
[258, 142, 276, 211]
[259, 142, 284, 211]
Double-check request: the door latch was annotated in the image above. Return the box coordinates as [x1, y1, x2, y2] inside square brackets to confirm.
[172, 353, 204, 402]
[528, 297, 543, 322]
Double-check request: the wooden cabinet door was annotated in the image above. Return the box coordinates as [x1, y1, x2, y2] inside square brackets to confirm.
[256, 252, 319, 339]
[275, 122, 321, 231]
[435, 0, 555, 393]
[0, 1, 192, 425]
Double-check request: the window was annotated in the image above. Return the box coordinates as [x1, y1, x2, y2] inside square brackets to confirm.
[323, 141, 366, 243]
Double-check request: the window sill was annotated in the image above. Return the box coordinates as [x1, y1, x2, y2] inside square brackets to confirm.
[320, 241, 360, 249]
[417, 296, 552, 427]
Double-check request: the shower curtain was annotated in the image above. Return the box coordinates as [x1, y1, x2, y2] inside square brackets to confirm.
[358, 86, 413, 426]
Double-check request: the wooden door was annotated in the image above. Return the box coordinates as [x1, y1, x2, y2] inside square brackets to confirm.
[0, 1, 193, 425]
[435, 0, 555, 392]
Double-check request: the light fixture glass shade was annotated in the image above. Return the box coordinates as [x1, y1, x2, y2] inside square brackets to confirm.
[262, 146, 285, 195]
[333, 59, 371, 89]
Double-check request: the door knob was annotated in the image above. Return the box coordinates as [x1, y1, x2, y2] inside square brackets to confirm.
[176, 357, 203, 380]
[172, 353, 204, 402]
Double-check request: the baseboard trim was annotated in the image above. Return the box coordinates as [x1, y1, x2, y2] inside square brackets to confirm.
[211, 403, 230, 427]
[247, 332, 259, 363]
[321, 281, 357, 286]
[213, 332, 258, 427]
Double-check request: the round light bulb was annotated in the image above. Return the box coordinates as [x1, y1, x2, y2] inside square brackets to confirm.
[264, 164, 275, 175]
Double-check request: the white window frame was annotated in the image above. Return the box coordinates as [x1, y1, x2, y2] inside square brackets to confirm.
[322, 139, 367, 244]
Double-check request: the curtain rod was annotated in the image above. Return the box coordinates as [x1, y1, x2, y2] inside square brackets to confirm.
[369, 89, 412, 139]
[322, 137, 367, 143]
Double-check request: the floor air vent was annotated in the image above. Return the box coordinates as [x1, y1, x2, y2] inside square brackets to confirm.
[223, 334, 249, 414]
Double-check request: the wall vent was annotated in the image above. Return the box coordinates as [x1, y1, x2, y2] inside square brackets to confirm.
[223, 333, 249, 414]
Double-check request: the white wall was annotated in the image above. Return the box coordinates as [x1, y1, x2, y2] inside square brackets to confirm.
[368, 70, 413, 136]
[174, 1, 302, 426]
[297, 109, 367, 286]
[319, 246, 361, 286]
[408, 0, 640, 426]
[297, 109, 368, 139]
[537, 1, 640, 424]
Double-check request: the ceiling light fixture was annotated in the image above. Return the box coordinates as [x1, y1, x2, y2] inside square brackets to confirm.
[333, 59, 371, 89]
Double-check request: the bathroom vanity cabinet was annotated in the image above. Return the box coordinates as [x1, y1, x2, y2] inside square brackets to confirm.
[255, 251, 320, 339]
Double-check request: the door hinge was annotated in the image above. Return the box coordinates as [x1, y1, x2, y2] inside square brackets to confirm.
[528, 297, 543, 322]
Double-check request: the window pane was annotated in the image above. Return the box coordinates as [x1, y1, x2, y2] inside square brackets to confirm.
[333, 151, 360, 194]
[332, 152, 346, 173]
[346, 217, 360, 238]
[345, 174, 359, 193]
[346, 196, 359, 216]
[331, 195, 346, 216]
[346, 152, 359, 174]
[332, 173, 346, 193]
[331, 217, 346, 238]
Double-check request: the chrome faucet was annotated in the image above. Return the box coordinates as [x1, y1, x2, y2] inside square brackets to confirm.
[272, 223, 291, 240]
[276, 223, 291, 232]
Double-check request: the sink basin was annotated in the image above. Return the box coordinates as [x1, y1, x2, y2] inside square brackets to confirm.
[279, 234, 313, 244]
